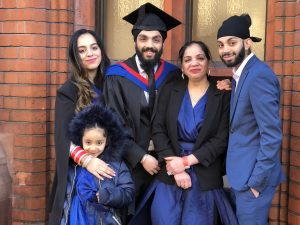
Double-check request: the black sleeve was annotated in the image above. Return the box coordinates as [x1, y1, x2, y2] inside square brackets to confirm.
[54, 81, 76, 176]
[103, 77, 146, 167]
[152, 82, 176, 162]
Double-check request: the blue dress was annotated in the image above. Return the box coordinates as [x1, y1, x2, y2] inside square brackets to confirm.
[134, 90, 238, 225]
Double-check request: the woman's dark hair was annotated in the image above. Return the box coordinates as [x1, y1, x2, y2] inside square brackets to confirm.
[178, 40, 212, 64]
[68, 29, 110, 112]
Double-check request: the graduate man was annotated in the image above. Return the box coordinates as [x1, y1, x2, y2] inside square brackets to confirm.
[103, 2, 181, 212]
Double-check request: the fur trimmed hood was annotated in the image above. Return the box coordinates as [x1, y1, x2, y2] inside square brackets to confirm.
[68, 103, 128, 161]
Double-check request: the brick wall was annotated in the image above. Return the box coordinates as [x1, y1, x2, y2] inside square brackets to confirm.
[266, 0, 300, 224]
[0, 0, 74, 223]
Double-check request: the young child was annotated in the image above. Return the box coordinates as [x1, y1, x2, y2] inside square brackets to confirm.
[61, 103, 135, 225]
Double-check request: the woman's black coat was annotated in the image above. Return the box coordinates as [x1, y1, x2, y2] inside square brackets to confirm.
[152, 77, 230, 191]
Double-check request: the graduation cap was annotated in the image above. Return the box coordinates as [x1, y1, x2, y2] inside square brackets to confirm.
[217, 14, 262, 42]
[123, 2, 181, 41]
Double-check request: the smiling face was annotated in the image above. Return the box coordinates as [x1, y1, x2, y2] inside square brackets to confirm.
[82, 126, 107, 157]
[181, 43, 209, 81]
[135, 30, 163, 70]
[77, 33, 102, 77]
[217, 36, 250, 68]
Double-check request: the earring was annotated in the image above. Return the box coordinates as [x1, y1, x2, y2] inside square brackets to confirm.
[181, 73, 184, 80]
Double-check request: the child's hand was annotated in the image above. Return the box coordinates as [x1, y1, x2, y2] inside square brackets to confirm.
[86, 158, 115, 180]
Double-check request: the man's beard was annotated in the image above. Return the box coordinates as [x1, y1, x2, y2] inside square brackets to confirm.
[135, 46, 163, 71]
[220, 45, 245, 68]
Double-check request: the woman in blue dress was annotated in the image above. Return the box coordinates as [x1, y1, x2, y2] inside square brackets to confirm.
[149, 41, 238, 225]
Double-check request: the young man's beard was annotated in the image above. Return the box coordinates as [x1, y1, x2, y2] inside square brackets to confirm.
[135, 46, 163, 71]
[220, 44, 246, 68]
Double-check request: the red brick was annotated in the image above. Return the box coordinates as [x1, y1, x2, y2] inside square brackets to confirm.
[10, 110, 47, 122]
[288, 212, 300, 225]
[273, 62, 283, 75]
[293, 61, 300, 76]
[49, 109, 55, 122]
[25, 21, 48, 34]
[290, 151, 300, 166]
[282, 136, 289, 149]
[292, 107, 300, 122]
[24, 197, 46, 209]
[49, 60, 68, 72]
[282, 91, 292, 106]
[49, 23, 73, 35]
[0, 109, 10, 120]
[0, 8, 47, 21]
[283, 61, 295, 75]
[14, 147, 47, 160]
[50, 0, 73, 10]
[8, 85, 47, 97]
[0, 59, 48, 72]
[294, 47, 300, 60]
[50, 72, 68, 85]
[3, 97, 47, 110]
[19, 47, 48, 59]
[274, 47, 283, 60]
[12, 208, 45, 221]
[12, 196, 25, 208]
[294, 30, 300, 46]
[2, 21, 26, 33]
[284, 32, 295, 46]
[281, 76, 293, 91]
[291, 121, 300, 137]
[282, 120, 291, 136]
[49, 10, 74, 23]
[0, 0, 17, 8]
[289, 181, 300, 199]
[284, 17, 295, 32]
[285, 2, 296, 16]
[288, 197, 300, 214]
[296, 17, 300, 30]
[0, 122, 46, 135]
[49, 35, 69, 48]
[16, 172, 46, 185]
[283, 47, 294, 61]
[16, 0, 50, 9]
[274, 2, 284, 16]
[14, 160, 47, 172]
[281, 106, 291, 120]
[0, 71, 3, 82]
[0, 96, 3, 108]
[50, 48, 68, 60]
[291, 136, 300, 151]
[292, 77, 300, 91]
[14, 135, 47, 148]
[13, 184, 47, 197]
[4, 72, 47, 84]
[275, 18, 284, 32]
[0, 47, 19, 58]
[281, 148, 289, 163]
[274, 32, 283, 46]
[0, 34, 46, 47]
[292, 92, 300, 106]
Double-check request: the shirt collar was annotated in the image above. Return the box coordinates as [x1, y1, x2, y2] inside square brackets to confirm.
[232, 52, 254, 81]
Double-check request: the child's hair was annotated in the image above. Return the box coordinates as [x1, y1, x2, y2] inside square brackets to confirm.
[68, 103, 127, 161]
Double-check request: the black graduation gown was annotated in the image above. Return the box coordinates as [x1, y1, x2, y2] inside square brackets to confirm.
[103, 55, 181, 205]
[48, 80, 77, 225]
